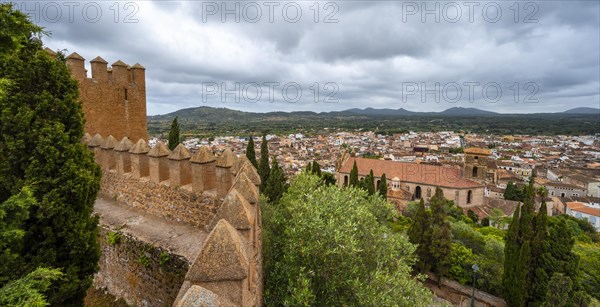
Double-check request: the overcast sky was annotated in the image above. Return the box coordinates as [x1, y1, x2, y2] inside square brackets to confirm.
[25, 0, 600, 115]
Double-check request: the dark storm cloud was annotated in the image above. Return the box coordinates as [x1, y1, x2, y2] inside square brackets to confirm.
[27, 0, 600, 115]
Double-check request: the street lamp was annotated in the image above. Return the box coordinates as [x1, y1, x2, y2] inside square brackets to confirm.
[471, 264, 480, 307]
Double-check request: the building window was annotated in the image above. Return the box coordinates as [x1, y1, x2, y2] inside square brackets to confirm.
[575, 212, 582, 218]
[415, 186, 422, 199]
[124, 88, 128, 100]
[551, 191, 555, 196]
[472, 167, 478, 177]
[344, 175, 348, 187]
[467, 190, 472, 204]
[590, 216, 597, 225]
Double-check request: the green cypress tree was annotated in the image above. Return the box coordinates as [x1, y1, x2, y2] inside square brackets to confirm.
[504, 181, 515, 200]
[259, 133, 270, 192]
[378, 173, 387, 200]
[246, 136, 258, 168]
[529, 201, 550, 305]
[349, 160, 359, 187]
[167, 116, 180, 150]
[503, 175, 538, 306]
[265, 160, 287, 204]
[429, 188, 452, 286]
[0, 5, 101, 304]
[311, 161, 322, 176]
[408, 199, 432, 273]
[503, 203, 523, 306]
[365, 170, 375, 196]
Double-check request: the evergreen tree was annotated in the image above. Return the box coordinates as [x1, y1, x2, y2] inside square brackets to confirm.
[408, 199, 432, 273]
[349, 160, 359, 187]
[311, 160, 322, 176]
[503, 204, 528, 306]
[429, 188, 452, 286]
[544, 273, 572, 307]
[378, 173, 387, 200]
[259, 134, 270, 192]
[167, 116, 180, 150]
[265, 160, 287, 204]
[467, 209, 479, 223]
[529, 201, 551, 305]
[246, 136, 258, 168]
[0, 5, 101, 304]
[363, 169, 375, 196]
[305, 161, 312, 174]
[321, 172, 336, 186]
[504, 181, 516, 200]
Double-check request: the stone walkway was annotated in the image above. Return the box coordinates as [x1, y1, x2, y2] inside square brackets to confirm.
[94, 197, 208, 261]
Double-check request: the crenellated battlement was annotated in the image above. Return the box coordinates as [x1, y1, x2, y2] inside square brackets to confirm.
[66, 52, 146, 88]
[67, 52, 148, 142]
[84, 133, 263, 307]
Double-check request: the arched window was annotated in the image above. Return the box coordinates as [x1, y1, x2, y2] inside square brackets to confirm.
[467, 190, 472, 204]
[472, 166, 478, 177]
[415, 186, 422, 199]
[344, 175, 348, 187]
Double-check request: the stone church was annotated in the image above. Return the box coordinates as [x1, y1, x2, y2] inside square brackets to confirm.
[337, 157, 485, 208]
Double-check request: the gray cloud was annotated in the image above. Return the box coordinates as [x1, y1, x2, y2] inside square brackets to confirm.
[25, 0, 600, 115]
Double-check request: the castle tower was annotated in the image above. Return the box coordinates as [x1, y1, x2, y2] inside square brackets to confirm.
[66, 52, 149, 142]
[464, 147, 490, 181]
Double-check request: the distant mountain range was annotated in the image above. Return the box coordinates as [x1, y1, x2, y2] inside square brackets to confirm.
[147, 106, 599, 136]
[150, 106, 599, 118]
[562, 107, 600, 114]
[344, 107, 498, 116]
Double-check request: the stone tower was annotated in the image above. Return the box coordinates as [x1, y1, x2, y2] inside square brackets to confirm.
[464, 147, 490, 181]
[66, 52, 148, 142]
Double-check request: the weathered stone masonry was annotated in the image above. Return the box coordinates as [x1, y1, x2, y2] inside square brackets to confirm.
[86, 133, 263, 307]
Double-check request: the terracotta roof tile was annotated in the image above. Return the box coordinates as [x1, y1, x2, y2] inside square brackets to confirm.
[339, 157, 483, 189]
[566, 202, 600, 217]
[465, 148, 491, 155]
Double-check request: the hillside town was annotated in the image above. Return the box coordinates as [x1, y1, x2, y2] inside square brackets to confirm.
[170, 131, 600, 231]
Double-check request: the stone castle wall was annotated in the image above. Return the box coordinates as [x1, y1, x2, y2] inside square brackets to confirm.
[67, 53, 148, 142]
[95, 227, 189, 307]
[87, 133, 263, 307]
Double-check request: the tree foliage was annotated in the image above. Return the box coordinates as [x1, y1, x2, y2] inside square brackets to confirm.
[504, 181, 524, 202]
[349, 160, 359, 187]
[0, 267, 63, 307]
[264, 160, 287, 205]
[428, 188, 452, 286]
[360, 169, 375, 196]
[408, 199, 432, 273]
[245, 136, 258, 168]
[305, 161, 336, 186]
[167, 116, 180, 150]
[0, 4, 101, 304]
[259, 134, 270, 192]
[378, 173, 387, 200]
[263, 174, 433, 306]
[503, 175, 589, 306]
